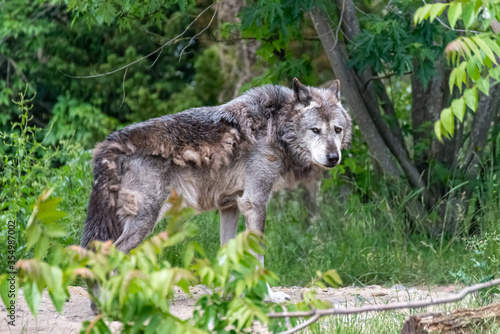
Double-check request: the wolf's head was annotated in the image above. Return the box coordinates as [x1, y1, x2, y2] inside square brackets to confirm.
[290, 78, 352, 169]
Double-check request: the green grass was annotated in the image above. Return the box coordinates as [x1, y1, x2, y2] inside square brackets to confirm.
[150, 178, 499, 289]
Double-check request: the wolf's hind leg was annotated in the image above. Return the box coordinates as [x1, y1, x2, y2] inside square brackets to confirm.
[114, 221, 155, 253]
[220, 206, 240, 246]
[113, 189, 165, 253]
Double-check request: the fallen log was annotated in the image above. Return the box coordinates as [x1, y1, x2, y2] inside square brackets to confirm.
[401, 303, 500, 334]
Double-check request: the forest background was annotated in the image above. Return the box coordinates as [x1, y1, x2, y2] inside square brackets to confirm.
[2, 0, 500, 292]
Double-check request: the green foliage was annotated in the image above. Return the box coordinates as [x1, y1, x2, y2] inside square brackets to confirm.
[45, 94, 117, 145]
[67, 0, 189, 29]
[0, 0, 220, 147]
[452, 231, 500, 305]
[0, 91, 91, 272]
[239, 0, 326, 85]
[414, 0, 500, 140]
[3, 191, 342, 333]
[349, 2, 455, 86]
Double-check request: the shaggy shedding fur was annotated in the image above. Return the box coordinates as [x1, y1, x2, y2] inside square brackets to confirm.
[81, 79, 352, 254]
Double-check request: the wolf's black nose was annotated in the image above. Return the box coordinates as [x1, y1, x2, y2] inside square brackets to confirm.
[327, 153, 339, 164]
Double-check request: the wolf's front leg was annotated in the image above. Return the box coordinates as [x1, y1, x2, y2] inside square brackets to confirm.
[220, 206, 240, 246]
[237, 159, 290, 303]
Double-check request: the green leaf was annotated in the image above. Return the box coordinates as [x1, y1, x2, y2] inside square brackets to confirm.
[44, 222, 67, 238]
[473, 36, 498, 65]
[323, 269, 342, 288]
[451, 98, 465, 122]
[434, 120, 443, 141]
[45, 266, 66, 313]
[449, 67, 458, 93]
[414, 4, 433, 24]
[490, 67, 500, 81]
[477, 77, 490, 95]
[23, 281, 42, 317]
[34, 235, 50, 259]
[183, 242, 195, 268]
[463, 38, 483, 64]
[235, 280, 246, 297]
[462, 1, 476, 28]
[37, 198, 66, 224]
[484, 38, 500, 59]
[429, 3, 447, 22]
[0, 274, 18, 315]
[447, 2, 462, 29]
[441, 108, 454, 135]
[177, 0, 187, 12]
[464, 87, 478, 111]
[450, 62, 466, 93]
[466, 61, 481, 81]
[25, 223, 41, 251]
[484, 55, 493, 69]
[192, 241, 206, 258]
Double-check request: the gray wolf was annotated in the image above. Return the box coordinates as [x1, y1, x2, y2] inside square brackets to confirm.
[81, 78, 351, 305]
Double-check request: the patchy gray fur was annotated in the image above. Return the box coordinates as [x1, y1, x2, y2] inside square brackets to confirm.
[81, 78, 351, 255]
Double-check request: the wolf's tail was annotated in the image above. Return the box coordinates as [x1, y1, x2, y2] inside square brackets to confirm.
[81, 141, 126, 249]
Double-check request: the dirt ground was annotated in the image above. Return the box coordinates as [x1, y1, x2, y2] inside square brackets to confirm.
[0, 283, 462, 333]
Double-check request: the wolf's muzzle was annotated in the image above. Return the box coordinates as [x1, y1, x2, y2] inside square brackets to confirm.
[326, 152, 339, 167]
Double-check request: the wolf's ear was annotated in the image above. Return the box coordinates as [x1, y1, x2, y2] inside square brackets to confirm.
[328, 79, 341, 101]
[292, 78, 312, 105]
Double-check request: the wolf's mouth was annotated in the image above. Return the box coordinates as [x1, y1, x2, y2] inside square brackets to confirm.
[323, 163, 338, 169]
[312, 160, 339, 169]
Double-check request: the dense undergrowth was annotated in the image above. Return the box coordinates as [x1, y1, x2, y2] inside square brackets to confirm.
[2, 92, 499, 291]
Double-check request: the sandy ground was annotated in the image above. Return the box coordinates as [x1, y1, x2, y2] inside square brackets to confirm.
[0, 284, 462, 333]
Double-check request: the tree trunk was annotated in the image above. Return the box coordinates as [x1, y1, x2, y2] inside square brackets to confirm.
[310, 8, 402, 176]
[451, 82, 500, 234]
[217, 0, 258, 102]
[332, 0, 426, 193]
[463, 82, 500, 176]
[401, 303, 500, 334]
[337, 0, 406, 150]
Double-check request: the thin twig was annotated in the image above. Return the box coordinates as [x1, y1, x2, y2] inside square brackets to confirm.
[363, 71, 412, 89]
[58, 2, 217, 79]
[326, 0, 345, 52]
[279, 313, 321, 334]
[269, 278, 500, 334]
[149, 47, 163, 68]
[120, 68, 128, 108]
[179, 1, 219, 61]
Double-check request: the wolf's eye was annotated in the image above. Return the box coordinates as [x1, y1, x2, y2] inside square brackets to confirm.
[311, 128, 320, 134]
[334, 126, 342, 134]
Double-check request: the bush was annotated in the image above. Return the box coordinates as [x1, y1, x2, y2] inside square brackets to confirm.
[1, 190, 341, 333]
[0, 90, 92, 272]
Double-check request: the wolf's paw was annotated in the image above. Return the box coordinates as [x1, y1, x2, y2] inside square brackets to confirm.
[264, 289, 291, 304]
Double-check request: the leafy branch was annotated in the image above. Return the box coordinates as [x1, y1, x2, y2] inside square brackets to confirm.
[414, 0, 500, 140]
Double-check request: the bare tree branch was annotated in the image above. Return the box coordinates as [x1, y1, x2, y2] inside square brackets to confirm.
[179, 2, 219, 61]
[58, 2, 217, 79]
[269, 278, 500, 334]
[363, 71, 412, 89]
[278, 313, 321, 334]
[120, 68, 128, 108]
